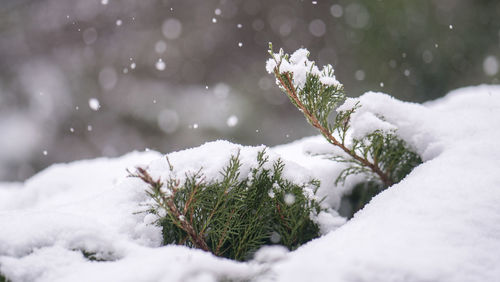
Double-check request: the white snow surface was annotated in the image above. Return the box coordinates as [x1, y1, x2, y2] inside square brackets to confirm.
[1, 85, 500, 281]
[336, 98, 398, 139]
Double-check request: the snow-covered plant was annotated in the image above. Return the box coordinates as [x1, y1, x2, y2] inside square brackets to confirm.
[131, 149, 322, 261]
[266, 43, 421, 190]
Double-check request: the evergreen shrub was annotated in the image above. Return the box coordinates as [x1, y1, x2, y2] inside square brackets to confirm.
[266, 44, 422, 215]
[131, 150, 322, 261]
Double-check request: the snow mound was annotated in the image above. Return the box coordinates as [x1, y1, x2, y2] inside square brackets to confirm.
[145, 140, 315, 187]
[1, 85, 500, 281]
[269, 85, 500, 282]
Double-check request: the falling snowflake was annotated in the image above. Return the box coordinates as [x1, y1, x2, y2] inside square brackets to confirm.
[155, 59, 166, 71]
[89, 98, 101, 111]
[284, 193, 296, 205]
[226, 115, 238, 127]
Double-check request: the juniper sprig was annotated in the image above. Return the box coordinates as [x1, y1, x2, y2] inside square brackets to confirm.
[266, 43, 421, 188]
[131, 149, 322, 261]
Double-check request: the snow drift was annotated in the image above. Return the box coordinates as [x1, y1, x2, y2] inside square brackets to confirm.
[1, 85, 500, 282]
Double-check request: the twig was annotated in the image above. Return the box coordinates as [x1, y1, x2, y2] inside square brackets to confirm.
[275, 70, 393, 187]
[130, 167, 210, 252]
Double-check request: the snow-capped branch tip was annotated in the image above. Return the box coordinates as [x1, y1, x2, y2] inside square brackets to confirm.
[266, 42, 342, 89]
[265, 44, 418, 188]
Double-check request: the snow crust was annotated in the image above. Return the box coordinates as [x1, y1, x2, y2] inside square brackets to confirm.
[2, 85, 500, 281]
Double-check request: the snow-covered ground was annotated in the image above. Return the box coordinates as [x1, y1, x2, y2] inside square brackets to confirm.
[1, 85, 500, 281]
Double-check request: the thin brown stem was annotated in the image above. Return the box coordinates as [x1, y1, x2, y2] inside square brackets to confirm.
[199, 177, 232, 235]
[275, 71, 393, 187]
[184, 177, 204, 214]
[131, 167, 210, 252]
[276, 201, 290, 230]
[164, 198, 210, 252]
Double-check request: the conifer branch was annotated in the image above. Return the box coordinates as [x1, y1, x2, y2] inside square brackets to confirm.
[134, 150, 323, 261]
[267, 44, 421, 190]
[273, 69, 393, 187]
[129, 167, 210, 252]
[215, 208, 236, 256]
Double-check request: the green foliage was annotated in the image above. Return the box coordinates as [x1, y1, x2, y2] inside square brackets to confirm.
[338, 133, 421, 217]
[267, 46, 345, 134]
[132, 149, 321, 261]
[267, 44, 422, 212]
[0, 273, 8, 282]
[334, 132, 423, 186]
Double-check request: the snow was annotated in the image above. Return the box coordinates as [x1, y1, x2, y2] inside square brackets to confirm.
[0, 143, 327, 281]
[337, 98, 398, 138]
[265, 58, 277, 74]
[483, 55, 499, 76]
[1, 245, 259, 282]
[337, 93, 435, 159]
[144, 140, 319, 193]
[267, 85, 500, 282]
[226, 115, 238, 127]
[155, 59, 166, 71]
[278, 49, 320, 89]
[289, 48, 310, 65]
[89, 98, 101, 111]
[2, 85, 500, 281]
[319, 75, 338, 86]
[266, 47, 340, 89]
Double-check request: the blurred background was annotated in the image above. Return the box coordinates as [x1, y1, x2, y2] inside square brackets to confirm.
[1, 0, 499, 181]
